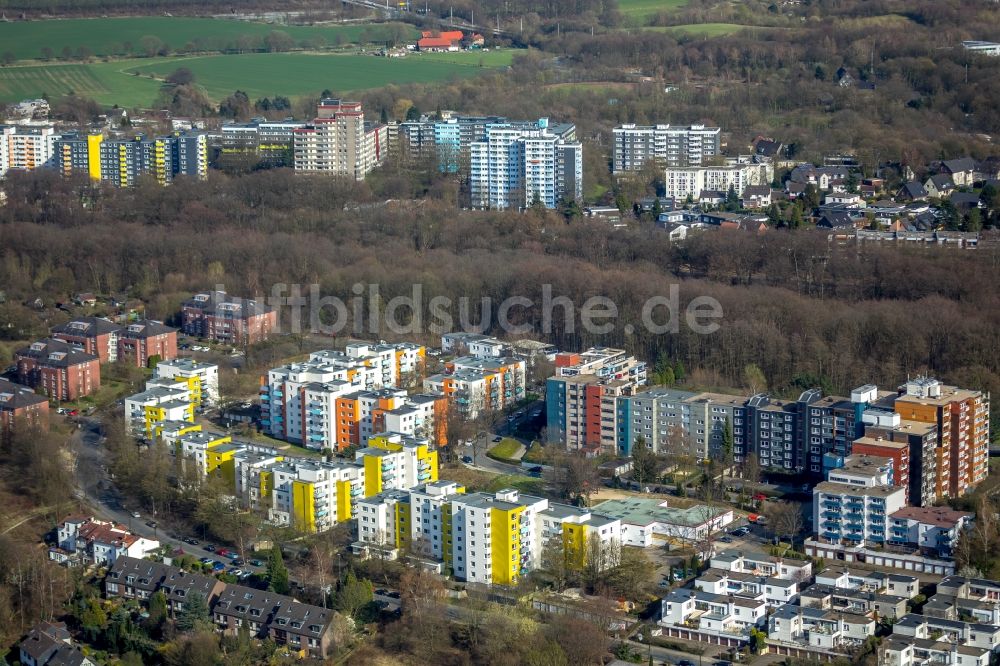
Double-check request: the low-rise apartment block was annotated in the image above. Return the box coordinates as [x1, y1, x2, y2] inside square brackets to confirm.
[125, 383, 194, 436]
[889, 506, 972, 558]
[660, 587, 768, 638]
[49, 516, 159, 567]
[546, 347, 647, 454]
[50, 316, 122, 363]
[695, 568, 802, 607]
[812, 454, 907, 548]
[768, 605, 876, 651]
[663, 162, 771, 201]
[0, 377, 49, 437]
[424, 355, 525, 420]
[591, 497, 733, 549]
[612, 123, 721, 172]
[354, 486, 621, 585]
[616, 387, 742, 458]
[14, 338, 100, 401]
[709, 550, 813, 581]
[154, 357, 219, 408]
[181, 290, 277, 346]
[116, 320, 178, 367]
[52, 316, 178, 367]
[105, 557, 341, 659]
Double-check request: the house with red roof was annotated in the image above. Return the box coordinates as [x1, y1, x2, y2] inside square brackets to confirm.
[417, 30, 464, 51]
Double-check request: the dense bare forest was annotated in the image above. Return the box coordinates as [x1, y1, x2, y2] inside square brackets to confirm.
[1, 171, 998, 431]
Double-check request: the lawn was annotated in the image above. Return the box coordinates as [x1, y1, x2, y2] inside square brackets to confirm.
[617, 0, 689, 19]
[484, 473, 547, 496]
[486, 437, 523, 462]
[0, 50, 514, 106]
[0, 17, 419, 61]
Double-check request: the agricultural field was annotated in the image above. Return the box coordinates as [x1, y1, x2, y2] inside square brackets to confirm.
[0, 17, 419, 61]
[0, 50, 515, 106]
[617, 0, 689, 20]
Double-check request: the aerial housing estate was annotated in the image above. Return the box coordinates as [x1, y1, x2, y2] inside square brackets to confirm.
[0, 124, 208, 185]
[612, 123, 722, 172]
[395, 112, 583, 209]
[554, 376, 990, 502]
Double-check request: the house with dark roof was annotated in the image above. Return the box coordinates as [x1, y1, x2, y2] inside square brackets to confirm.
[181, 290, 276, 346]
[160, 568, 226, 614]
[117, 320, 178, 367]
[741, 185, 772, 209]
[0, 377, 49, 437]
[816, 211, 857, 229]
[18, 621, 96, 666]
[106, 557, 342, 659]
[51, 317, 121, 363]
[949, 191, 981, 211]
[896, 181, 927, 202]
[752, 137, 783, 160]
[940, 157, 977, 186]
[14, 338, 100, 401]
[924, 174, 955, 199]
[104, 556, 170, 601]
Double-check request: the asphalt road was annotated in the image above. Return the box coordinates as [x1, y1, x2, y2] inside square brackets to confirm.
[461, 398, 544, 473]
[70, 416, 264, 575]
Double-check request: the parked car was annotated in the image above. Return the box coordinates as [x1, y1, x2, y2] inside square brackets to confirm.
[229, 569, 244, 577]
[249, 559, 264, 567]
[678, 661, 697, 666]
[130, 511, 140, 518]
[145, 520, 157, 528]
[184, 538, 199, 545]
[216, 548, 231, 557]
[199, 557, 213, 565]
[211, 561, 225, 572]
[492, 436, 502, 442]
[718, 535, 733, 543]
[461, 456, 473, 464]
[203, 545, 216, 552]
[225, 552, 240, 561]
[232, 558, 245, 566]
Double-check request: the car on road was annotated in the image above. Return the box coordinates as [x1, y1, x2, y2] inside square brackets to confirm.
[677, 661, 697, 666]
[249, 559, 264, 567]
[385, 590, 401, 599]
[199, 557, 214, 565]
[225, 552, 240, 561]
[730, 527, 750, 537]
[718, 535, 733, 543]
[211, 561, 225, 572]
[461, 455, 473, 464]
[492, 436, 502, 442]
[203, 545, 216, 552]
[232, 558, 244, 566]
[713, 661, 734, 666]
[216, 548, 231, 557]
[145, 520, 157, 528]
[130, 511, 140, 518]
[184, 538, 199, 545]
[229, 569, 244, 577]
[68, 409, 79, 416]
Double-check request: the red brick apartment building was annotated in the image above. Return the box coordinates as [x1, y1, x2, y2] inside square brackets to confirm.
[117, 320, 178, 366]
[14, 338, 101, 401]
[53, 316, 178, 367]
[181, 290, 276, 346]
[0, 377, 49, 437]
[51, 316, 121, 363]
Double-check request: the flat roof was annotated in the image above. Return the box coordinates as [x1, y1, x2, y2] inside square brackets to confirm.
[593, 498, 726, 527]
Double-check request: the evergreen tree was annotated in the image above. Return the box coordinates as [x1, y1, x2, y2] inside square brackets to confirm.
[672, 361, 685, 383]
[267, 546, 290, 594]
[175, 591, 211, 632]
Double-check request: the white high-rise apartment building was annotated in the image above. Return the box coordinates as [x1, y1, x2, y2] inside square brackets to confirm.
[612, 124, 721, 173]
[469, 120, 583, 210]
[0, 125, 59, 177]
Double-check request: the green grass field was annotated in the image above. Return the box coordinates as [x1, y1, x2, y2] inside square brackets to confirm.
[617, 0, 689, 19]
[0, 17, 419, 61]
[0, 50, 514, 106]
[487, 438, 523, 462]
